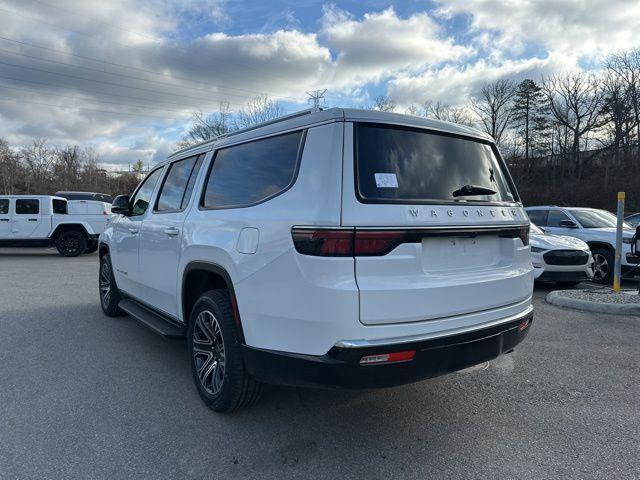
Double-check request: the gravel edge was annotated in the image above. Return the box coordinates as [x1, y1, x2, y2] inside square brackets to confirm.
[546, 291, 640, 316]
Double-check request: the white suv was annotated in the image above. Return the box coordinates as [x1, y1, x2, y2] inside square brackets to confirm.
[525, 206, 639, 283]
[98, 108, 534, 412]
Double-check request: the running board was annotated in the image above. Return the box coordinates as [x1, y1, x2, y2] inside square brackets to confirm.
[118, 299, 186, 338]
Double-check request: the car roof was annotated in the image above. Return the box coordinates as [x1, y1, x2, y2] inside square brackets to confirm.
[166, 107, 492, 165]
[0, 195, 66, 200]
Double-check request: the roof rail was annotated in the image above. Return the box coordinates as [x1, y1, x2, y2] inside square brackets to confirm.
[169, 107, 320, 159]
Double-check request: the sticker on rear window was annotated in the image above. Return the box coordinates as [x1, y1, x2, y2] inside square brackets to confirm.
[374, 173, 398, 188]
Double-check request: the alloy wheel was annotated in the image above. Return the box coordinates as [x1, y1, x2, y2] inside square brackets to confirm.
[593, 253, 609, 281]
[99, 259, 112, 307]
[61, 236, 80, 255]
[192, 310, 226, 396]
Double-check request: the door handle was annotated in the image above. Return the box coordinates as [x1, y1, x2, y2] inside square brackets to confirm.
[164, 227, 179, 236]
[28, 218, 38, 222]
[128, 228, 139, 234]
[0, 218, 8, 222]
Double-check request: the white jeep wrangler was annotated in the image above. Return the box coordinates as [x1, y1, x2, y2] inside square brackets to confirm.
[98, 108, 534, 412]
[0, 195, 111, 256]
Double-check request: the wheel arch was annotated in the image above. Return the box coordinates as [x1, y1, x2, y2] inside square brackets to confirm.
[586, 241, 614, 254]
[98, 242, 109, 258]
[50, 222, 91, 239]
[182, 261, 245, 342]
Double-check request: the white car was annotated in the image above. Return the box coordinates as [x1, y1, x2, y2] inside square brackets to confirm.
[0, 195, 111, 256]
[526, 206, 639, 283]
[98, 108, 534, 412]
[529, 223, 593, 286]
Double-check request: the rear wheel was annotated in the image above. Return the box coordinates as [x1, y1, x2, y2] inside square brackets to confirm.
[591, 248, 613, 284]
[56, 230, 87, 257]
[99, 254, 124, 317]
[188, 290, 262, 413]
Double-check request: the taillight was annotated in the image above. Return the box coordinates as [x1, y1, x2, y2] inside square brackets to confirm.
[518, 226, 529, 246]
[354, 230, 408, 256]
[292, 228, 410, 257]
[291, 228, 354, 256]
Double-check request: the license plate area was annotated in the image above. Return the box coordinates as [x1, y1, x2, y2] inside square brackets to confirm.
[421, 235, 501, 272]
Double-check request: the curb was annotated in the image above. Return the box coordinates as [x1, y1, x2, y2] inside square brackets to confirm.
[546, 291, 640, 316]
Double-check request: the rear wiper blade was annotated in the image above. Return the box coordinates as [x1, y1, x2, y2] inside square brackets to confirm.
[452, 184, 497, 198]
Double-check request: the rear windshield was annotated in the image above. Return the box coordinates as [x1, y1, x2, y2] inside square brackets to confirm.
[355, 124, 517, 204]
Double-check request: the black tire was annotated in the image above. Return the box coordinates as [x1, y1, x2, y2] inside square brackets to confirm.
[591, 248, 614, 284]
[99, 254, 124, 317]
[56, 230, 87, 257]
[555, 281, 582, 288]
[188, 290, 262, 413]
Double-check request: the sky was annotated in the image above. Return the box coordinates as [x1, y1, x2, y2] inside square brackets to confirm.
[1, 0, 639, 169]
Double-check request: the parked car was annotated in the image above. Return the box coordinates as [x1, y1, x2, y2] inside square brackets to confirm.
[625, 213, 640, 228]
[529, 223, 593, 286]
[525, 206, 638, 283]
[98, 108, 534, 412]
[55, 191, 113, 203]
[0, 195, 110, 256]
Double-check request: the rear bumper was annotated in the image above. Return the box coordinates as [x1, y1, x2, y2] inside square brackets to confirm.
[242, 309, 533, 389]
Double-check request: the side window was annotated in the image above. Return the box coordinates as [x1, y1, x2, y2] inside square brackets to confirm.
[155, 154, 204, 212]
[130, 168, 163, 217]
[52, 199, 67, 214]
[202, 131, 303, 209]
[547, 210, 571, 227]
[0, 199, 9, 214]
[181, 154, 205, 209]
[527, 210, 548, 227]
[15, 199, 39, 215]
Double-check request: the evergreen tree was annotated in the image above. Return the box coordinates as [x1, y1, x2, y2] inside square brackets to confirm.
[512, 79, 546, 159]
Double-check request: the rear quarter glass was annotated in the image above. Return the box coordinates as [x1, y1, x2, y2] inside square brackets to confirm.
[354, 123, 518, 205]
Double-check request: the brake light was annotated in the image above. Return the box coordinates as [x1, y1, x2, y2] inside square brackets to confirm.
[518, 226, 529, 246]
[291, 228, 354, 256]
[360, 350, 416, 365]
[354, 230, 408, 256]
[292, 228, 410, 257]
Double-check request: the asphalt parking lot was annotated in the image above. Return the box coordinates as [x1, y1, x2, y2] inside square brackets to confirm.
[1, 249, 639, 480]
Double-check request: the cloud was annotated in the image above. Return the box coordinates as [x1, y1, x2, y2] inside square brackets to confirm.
[0, 0, 638, 169]
[321, 5, 474, 87]
[388, 52, 576, 108]
[436, 0, 640, 58]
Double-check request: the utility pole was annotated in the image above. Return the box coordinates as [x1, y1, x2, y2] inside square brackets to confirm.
[306, 89, 327, 110]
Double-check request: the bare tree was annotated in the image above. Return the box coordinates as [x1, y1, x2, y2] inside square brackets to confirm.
[605, 49, 640, 155]
[178, 102, 234, 148]
[600, 70, 637, 156]
[470, 79, 516, 146]
[369, 95, 396, 112]
[21, 139, 55, 193]
[0, 138, 21, 194]
[423, 100, 475, 127]
[542, 71, 605, 159]
[235, 95, 285, 128]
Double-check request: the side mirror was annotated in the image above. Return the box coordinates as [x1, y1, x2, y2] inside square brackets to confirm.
[559, 219, 578, 228]
[111, 195, 130, 215]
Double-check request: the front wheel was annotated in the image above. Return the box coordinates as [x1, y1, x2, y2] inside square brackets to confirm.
[99, 254, 124, 317]
[188, 290, 262, 413]
[56, 231, 87, 257]
[591, 248, 613, 284]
